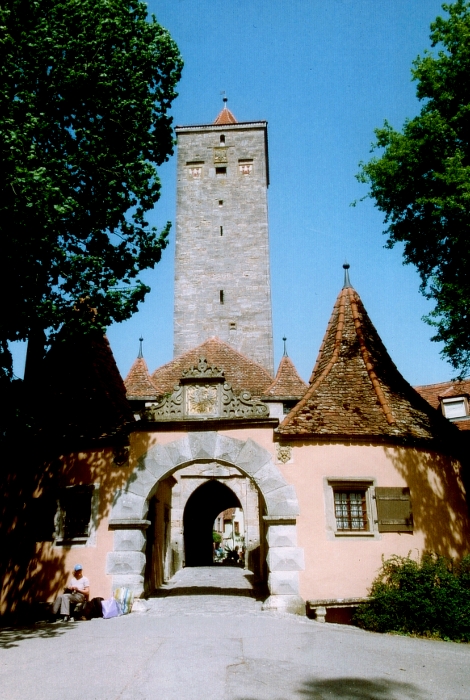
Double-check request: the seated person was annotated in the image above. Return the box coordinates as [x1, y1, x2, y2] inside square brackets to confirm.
[52, 564, 90, 621]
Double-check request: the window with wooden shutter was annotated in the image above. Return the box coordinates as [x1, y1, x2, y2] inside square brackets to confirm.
[375, 487, 413, 532]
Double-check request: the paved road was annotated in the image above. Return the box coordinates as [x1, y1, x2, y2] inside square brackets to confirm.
[1, 567, 469, 700]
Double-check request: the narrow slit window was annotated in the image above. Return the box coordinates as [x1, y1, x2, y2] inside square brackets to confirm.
[220, 226, 223, 236]
[220, 290, 224, 304]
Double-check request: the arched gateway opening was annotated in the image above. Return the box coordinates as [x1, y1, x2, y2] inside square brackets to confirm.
[108, 433, 305, 613]
[184, 481, 241, 566]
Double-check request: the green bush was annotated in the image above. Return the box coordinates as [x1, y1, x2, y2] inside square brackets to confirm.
[354, 553, 470, 641]
[212, 531, 222, 544]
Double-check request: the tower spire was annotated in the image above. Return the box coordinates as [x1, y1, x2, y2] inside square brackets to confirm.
[138, 336, 144, 359]
[343, 262, 352, 289]
[283, 336, 288, 357]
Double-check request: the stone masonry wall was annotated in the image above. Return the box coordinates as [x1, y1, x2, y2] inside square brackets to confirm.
[174, 122, 274, 375]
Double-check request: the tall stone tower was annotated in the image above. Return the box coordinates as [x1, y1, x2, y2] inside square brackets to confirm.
[173, 100, 274, 375]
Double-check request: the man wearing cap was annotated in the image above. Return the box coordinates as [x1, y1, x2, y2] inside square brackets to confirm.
[52, 564, 90, 621]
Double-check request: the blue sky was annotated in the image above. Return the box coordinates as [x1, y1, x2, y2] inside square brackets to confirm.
[12, 0, 456, 386]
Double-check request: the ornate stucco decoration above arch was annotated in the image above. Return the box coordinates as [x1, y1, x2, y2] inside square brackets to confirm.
[141, 356, 269, 420]
[108, 432, 304, 614]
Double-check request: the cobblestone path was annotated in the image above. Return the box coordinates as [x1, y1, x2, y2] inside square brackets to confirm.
[145, 566, 266, 616]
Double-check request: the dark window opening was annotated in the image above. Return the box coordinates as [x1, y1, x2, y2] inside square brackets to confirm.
[229, 322, 236, 331]
[220, 135, 225, 144]
[58, 485, 93, 541]
[218, 200, 223, 206]
[220, 226, 223, 236]
[220, 290, 224, 304]
[216, 167, 226, 177]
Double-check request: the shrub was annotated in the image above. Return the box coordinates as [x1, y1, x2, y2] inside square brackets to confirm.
[354, 553, 470, 641]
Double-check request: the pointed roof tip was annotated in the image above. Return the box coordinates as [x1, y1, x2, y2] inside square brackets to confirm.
[343, 262, 352, 289]
[124, 353, 158, 400]
[214, 96, 238, 125]
[138, 336, 144, 359]
[264, 353, 308, 399]
[282, 336, 288, 357]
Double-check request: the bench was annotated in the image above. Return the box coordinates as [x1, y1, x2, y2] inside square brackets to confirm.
[306, 597, 370, 623]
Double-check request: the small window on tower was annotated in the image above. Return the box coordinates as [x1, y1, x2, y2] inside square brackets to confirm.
[229, 322, 237, 331]
[218, 200, 223, 207]
[220, 290, 224, 304]
[216, 167, 226, 177]
[220, 226, 223, 236]
[220, 135, 225, 144]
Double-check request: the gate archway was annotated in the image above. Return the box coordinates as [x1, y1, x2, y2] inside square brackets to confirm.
[108, 432, 305, 613]
[183, 480, 241, 566]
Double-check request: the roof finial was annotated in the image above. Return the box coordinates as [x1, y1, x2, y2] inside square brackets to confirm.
[138, 336, 144, 359]
[283, 336, 288, 357]
[221, 90, 227, 105]
[343, 262, 352, 289]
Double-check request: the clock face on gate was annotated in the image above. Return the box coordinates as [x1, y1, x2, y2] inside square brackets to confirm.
[186, 385, 218, 416]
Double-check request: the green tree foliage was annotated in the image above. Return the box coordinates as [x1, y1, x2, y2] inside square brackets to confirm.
[357, 1, 470, 376]
[0, 0, 183, 379]
[354, 553, 470, 641]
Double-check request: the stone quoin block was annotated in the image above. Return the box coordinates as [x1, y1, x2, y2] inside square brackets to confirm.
[110, 491, 147, 521]
[267, 547, 305, 572]
[214, 434, 245, 465]
[266, 524, 298, 548]
[146, 443, 174, 471]
[265, 485, 299, 517]
[254, 462, 288, 494]
[113, 529, 146, 552]
[106, 551, 146, 576]
[188, 432, 218, 460]
[236, 439, 271, 475]
[166, 436, 192, 467]
[124, 468, 157, 498]
[268, 571, 300, 596]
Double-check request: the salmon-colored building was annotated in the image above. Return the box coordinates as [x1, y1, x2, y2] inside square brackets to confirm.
[4, 266, 468, 619]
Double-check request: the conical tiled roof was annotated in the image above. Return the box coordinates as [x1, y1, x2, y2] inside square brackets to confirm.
[151, 337, 273, 398]
[125, 356, 158, 400]
[214, 104, 238, 125]
[278, 280, 456, 442]
[264, 355, 308, 399]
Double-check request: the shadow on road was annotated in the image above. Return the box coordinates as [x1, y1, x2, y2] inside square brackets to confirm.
[0, 621, 74, 649]
[236, 676, 424, 700]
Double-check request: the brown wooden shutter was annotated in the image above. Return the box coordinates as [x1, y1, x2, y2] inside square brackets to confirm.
[375, 487, 413, 532]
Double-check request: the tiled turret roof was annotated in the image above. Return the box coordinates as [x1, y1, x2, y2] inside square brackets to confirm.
[150, 337, 273, 398]
[125, 356, 158, 400]
[278, 276, 455, 443]
[264, 355, 308, 399]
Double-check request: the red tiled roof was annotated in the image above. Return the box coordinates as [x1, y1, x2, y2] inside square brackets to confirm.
[214, 106, 238, 125]
[150, 337, 273, 398]
[124, 357, 158, 400]
[414, 378, 470, 432]
[414, 379, 470, 410]
[264, 355, 308, 398]
[278, 284, 455, 442]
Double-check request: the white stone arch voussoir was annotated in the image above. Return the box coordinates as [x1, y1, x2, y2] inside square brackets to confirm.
[107, 432, 305, 614]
